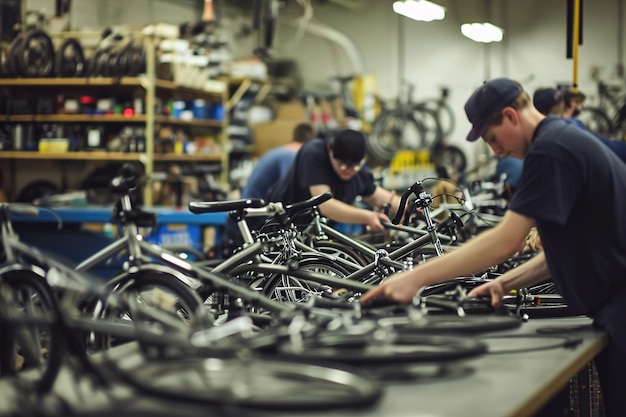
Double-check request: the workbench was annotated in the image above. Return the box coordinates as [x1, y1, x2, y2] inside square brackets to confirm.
[0, 316, 607, 417]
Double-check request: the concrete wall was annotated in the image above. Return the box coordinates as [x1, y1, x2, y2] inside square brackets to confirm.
[8, 0, 625, 196]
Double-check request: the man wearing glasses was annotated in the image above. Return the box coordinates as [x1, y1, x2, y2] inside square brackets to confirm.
[268, 129, 401, 231]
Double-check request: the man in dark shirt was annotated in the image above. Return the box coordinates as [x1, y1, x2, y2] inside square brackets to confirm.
[241, 122, 315, 201]
[361, 77, 626, 417]
[268, 129, 401, 231]
[533, 86, 626, 162]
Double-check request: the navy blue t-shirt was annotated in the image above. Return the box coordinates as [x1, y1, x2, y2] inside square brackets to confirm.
[267, 138, 377, 205]
[509, 116, 626, 316]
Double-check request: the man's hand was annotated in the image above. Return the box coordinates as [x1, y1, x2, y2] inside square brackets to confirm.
[359, 269, 424, 304]
[522, 227, 543, 252]
[364, 211, 390, 231]
[467, 280, 506, 309]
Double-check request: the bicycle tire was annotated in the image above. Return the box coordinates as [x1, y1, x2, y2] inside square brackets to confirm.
[275, 331, 487, 364]
[577, 106, 615, 138]
[114, 356, 383, 410]
[369, 110, 426, 163]
[416, 98, 456, 138]
[14, 29, 55, 78]
[413, 106, 443, 149]
[0, 269, 64, 394]
[379, 314, 522, 335]
[97, 270, 205, 349]
[312, 240, 370, 266]
[430, 144, 467, 175]
[55, 37, 85, 77]
[260, 257, 350, 302]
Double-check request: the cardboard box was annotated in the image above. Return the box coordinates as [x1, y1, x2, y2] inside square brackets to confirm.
[275, 99, 307, 121]
[251, 120, 302, 157]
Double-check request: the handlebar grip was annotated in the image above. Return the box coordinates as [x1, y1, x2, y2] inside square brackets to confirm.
[392, 190, 410, 225]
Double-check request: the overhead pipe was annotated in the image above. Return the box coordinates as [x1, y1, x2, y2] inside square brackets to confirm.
[285, 18, 367, 73]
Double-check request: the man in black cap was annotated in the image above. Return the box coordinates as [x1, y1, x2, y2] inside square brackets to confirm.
[361, 77, 626, 417]
[267, 129, 400, 230]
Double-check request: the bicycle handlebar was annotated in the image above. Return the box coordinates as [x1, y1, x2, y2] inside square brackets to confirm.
[284, 192, 332, 216]
[392, 181, 426, 225]
[188, 198, 266, 214]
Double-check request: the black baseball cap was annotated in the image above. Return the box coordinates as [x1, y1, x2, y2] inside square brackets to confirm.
[330, 129, 366, 163]
[465, 78, 524, 142]
[533, 88, 564, 115]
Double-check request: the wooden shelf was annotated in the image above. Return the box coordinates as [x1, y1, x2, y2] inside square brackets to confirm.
[153, 153, 222, 162]
[0, 77, 226, 99]
[222, 76, 295, 86]
[3, 114, 223, 127]
[0, 151, 142, 161]
[0, 151, 226, 162]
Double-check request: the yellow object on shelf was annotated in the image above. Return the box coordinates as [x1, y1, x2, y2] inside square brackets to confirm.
[389, 149, 432, 174]
[38, 138, 70, 153]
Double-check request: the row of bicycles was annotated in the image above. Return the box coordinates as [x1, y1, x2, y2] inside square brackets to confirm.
[0, 165, 574, 416]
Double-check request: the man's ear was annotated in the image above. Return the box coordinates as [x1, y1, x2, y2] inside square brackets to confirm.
[502, 107, 519, 125]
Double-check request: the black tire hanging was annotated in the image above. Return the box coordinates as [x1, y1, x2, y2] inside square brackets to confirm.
[55, 37, 86, 77]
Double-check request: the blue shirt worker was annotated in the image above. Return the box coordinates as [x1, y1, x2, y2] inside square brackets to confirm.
[361, 78, 626, 417]
[241, 122, 316, 200]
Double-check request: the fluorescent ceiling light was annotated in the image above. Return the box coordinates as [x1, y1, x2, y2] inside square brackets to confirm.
[393, 0, 446, 22]
[461, 23, 504, 43]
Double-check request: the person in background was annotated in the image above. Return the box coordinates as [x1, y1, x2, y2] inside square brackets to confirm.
[361, 78, 626, 417]
[533, 87, 626, 162]
[495, 155, 524, 200]
[267, 129, 402, 231]
[241, 122, 316, 200]
[222, 122, 315, 250]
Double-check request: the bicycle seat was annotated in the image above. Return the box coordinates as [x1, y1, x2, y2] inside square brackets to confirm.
[189, 198, 266, 214]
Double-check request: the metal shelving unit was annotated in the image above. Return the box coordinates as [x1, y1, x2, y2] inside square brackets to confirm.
[0, 39, 229, 205]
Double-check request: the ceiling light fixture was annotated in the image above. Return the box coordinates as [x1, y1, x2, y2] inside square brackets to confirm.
[392, 0, 446, 22]
[461, 22, 504, 43]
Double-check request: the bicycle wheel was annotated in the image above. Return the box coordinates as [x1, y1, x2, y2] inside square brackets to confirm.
[577, 106, 614, 138]
[418, 98, 456, 138]
[115, 356, 382, 410]
[97, 270, 206, 349]
[0, 270, 64, 394]
[260, 257, 350, 303]
[276, 331, 487, 364]
[431, 144, 467, 175]
[312, 240, 370, 266]
[369, 109, 426, 163]
[378, 314, 522, 335]
[413, 106, 443, 149]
